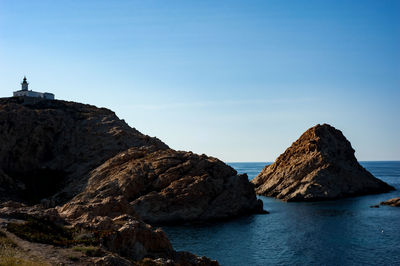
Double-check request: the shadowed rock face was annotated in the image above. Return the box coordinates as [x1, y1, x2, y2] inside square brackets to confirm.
[381, 197, 400, 207]
[0, 97, 167, 203]
[252, 124, 394, 201]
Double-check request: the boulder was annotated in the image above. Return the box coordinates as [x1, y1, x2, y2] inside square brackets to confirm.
[252, 124, 394, 201]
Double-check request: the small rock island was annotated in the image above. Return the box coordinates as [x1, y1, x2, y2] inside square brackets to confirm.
[252, 124, 394, 201]
[381, 197, 400, 207]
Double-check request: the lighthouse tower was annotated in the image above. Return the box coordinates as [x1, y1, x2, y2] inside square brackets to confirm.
[13, 76, 55, 100]
[21, 76, 29, 91]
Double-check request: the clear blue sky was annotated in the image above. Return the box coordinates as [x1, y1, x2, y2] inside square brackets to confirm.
[0, 0, 399, 162]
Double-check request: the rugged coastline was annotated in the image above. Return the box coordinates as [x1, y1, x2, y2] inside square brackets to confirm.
[0, 97, 264, 265]
[1, 97, 397, 265]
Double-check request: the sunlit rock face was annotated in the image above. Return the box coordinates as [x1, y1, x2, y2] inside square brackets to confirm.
[60, 146, 265, 225]
[252, 124, 394, 201]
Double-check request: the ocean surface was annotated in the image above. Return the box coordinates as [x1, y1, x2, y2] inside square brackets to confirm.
[162, 161, 400, 266]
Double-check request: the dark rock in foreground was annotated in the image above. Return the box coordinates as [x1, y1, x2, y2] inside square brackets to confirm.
[252, 124, 394, 201]
[381, 197, 400, 207]
[0, 202, 218, 265]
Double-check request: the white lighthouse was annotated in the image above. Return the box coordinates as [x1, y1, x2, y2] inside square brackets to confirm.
[21, 76, 29, 91]
[13, 77, 55, 100]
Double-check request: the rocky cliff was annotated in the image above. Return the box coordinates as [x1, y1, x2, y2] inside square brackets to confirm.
[0, 97, 263, 222]
[252, 124, 394, 201]
[0, 96, 264, 264]
[0, 97, 167, 203]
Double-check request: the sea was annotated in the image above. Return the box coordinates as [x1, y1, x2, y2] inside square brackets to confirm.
[162, 161, 400, 266]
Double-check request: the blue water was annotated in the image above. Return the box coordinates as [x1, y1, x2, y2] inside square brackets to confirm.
[162, 161, 400, 266]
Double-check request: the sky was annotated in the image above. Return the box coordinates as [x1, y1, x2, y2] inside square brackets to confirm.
[0, 0, 399, 162]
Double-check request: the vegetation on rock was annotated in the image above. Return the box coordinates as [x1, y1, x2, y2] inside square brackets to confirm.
[0, 230, 47, 266]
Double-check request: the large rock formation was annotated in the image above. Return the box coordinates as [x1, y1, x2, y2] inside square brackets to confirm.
[0, 97, 263, 221]
[59, 146, 263, 224]
[252, 124, 394, 201]
[0, 96, 264, 264]
[381, 197, 400, 207]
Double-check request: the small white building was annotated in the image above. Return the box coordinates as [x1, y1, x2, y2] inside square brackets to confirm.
[13, 77, 55, 100]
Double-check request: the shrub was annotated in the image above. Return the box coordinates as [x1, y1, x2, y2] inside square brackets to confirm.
[6, 216, 114, 248]
[7, 217, 73, 247]
[72, 246, 104, 257]
[0, 231, 17, 248]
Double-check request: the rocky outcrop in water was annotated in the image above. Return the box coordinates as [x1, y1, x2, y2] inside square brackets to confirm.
[381, 197, 400, 207]
[252, 124, 394, 201]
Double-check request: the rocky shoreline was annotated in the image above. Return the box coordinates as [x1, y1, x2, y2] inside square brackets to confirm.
[0, 97, 264, 265]
[0, 98, 397, 265]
